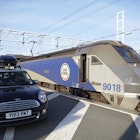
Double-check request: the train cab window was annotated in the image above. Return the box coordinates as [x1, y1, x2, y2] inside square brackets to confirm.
[114, 46, 140, 63]
[91, 56, 102, 65]
[130, 49, 140, 62]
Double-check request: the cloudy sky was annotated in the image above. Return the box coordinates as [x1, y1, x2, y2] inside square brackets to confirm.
[0, 0, 140, 55]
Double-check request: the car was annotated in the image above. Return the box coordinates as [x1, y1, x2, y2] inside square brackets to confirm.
[0, 55, 48, 126]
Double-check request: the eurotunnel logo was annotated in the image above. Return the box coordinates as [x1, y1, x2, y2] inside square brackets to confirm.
[60, 63, 70, 81]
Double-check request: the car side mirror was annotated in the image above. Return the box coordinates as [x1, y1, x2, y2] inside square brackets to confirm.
[33, 80, 39, 84]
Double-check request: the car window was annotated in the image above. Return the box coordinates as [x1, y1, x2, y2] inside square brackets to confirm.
[0, 71, 34, 86]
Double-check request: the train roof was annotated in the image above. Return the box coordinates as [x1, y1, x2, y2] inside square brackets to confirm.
[20, 47, 78, 62]
[20, 40, 131, 62]
[79, 40, 122, 47]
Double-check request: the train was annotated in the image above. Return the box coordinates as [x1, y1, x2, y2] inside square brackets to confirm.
[19, 40, 140, 112]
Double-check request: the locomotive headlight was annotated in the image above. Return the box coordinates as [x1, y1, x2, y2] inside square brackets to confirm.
[38, 91, 47, 103]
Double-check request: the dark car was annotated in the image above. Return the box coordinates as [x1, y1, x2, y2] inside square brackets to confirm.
[0, 55, 48, 126]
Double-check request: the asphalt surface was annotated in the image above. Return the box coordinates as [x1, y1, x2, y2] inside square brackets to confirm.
[0, 91, 140, 140]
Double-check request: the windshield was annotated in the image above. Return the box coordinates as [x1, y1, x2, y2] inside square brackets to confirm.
[114, 46, 140, 63]
[0, 71, 34, 86]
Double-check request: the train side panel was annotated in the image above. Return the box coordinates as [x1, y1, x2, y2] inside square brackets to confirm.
[20, 56, 95, 91]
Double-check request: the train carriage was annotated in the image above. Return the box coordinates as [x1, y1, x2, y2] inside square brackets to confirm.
[19, 40, 140, 112]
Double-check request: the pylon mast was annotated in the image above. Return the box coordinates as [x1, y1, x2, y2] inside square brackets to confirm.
[117, 11, 124, 43]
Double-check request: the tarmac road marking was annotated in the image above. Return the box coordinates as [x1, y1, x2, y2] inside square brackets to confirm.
[131, 114, 140, 133]
[45, 100, 90, 140]
[41, 91, 140, 136]
[47, 92, 60, 101]
[47, 92, 140, 135]
[3, 127, 15, 140]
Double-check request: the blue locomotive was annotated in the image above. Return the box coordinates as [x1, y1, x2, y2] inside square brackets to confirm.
[19, 40, 140, 112]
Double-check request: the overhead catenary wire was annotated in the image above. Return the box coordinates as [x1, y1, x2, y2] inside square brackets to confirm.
[72, 14, 115, 37]
[48, 0, 117, 33]
[89, 28, 140, 42]
[39, 0, 100, 33]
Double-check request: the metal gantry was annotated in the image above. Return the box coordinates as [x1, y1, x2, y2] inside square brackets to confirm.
[0, 28, 84, 56]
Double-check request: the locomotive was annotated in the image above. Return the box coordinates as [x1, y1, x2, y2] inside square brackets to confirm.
[19, 40, 140, 112]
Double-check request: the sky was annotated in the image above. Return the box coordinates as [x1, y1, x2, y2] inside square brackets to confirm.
[0, 0, 140, 55]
